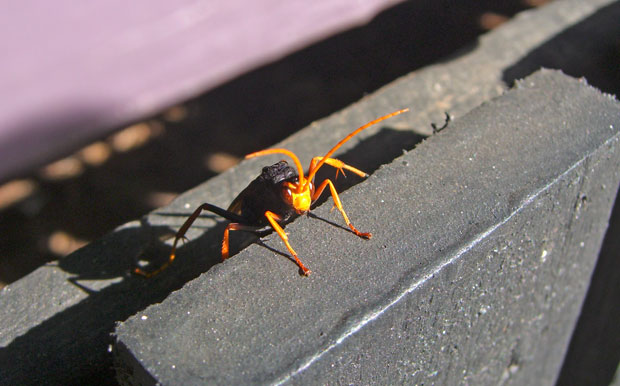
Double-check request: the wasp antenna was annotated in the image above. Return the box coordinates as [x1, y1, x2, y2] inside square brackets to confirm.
[246, 148, 306, 192]
[305, 108, 409, 187]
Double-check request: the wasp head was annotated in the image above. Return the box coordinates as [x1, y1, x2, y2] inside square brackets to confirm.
[282, 181, 314, 214]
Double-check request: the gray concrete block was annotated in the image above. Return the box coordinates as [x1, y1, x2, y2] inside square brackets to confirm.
[1, 0, 618, 383]
[558, 190, 620, 385]
[113, 69, 620, 385]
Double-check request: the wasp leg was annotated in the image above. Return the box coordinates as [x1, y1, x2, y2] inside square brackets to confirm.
[221, 223, 264, 260]
[134, 203, 243, 277]
[263, 211, 311, 276]
[312, 179, 372, 239]
[309, 157, 368, 179]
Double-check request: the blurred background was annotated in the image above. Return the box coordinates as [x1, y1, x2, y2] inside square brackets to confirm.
[0, 0, 551, 287]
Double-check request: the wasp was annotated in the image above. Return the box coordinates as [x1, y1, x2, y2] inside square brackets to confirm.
[134, 108, 409, 277]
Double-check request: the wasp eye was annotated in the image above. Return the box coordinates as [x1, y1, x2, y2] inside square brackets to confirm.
[282, 188, 293, 203]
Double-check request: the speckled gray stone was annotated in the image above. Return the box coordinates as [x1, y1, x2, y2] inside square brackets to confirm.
[113, 70, 620, 385]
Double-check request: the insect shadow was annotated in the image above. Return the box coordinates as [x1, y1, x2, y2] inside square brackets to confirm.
[135, 126, 428, 277]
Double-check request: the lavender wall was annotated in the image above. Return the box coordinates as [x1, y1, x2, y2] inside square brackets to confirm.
[0, 0, 402, 181]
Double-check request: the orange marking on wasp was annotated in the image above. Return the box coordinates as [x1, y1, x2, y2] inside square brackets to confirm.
[133, 108, 409, 277]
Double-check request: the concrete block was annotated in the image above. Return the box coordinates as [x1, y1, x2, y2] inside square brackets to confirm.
[113, 69, 620, 384]
[1, 0, 618, 383]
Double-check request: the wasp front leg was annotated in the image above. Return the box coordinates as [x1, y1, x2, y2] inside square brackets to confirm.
[310, 157, 368, 179]
[264, 211, 311, 276]
[312, 179, 371, 239]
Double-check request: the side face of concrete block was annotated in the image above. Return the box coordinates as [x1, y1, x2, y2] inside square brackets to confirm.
[114, 70, 620, 385]
[557, 186, 620, 384]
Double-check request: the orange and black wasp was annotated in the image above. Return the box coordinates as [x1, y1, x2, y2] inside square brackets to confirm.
[134, 108, 408, 277]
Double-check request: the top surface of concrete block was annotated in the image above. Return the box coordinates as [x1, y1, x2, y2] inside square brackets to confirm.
[114, 69, 620, 384]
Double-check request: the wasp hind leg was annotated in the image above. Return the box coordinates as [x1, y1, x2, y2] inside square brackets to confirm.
[134, 203, 244, 278]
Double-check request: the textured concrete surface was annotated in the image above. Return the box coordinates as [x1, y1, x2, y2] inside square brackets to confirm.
[1, 0, 618, 384]
[557, 192, 620, 385]
[114, 70, 620, 384]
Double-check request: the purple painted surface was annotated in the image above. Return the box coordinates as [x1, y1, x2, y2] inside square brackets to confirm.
[0, 0, 402, 181]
